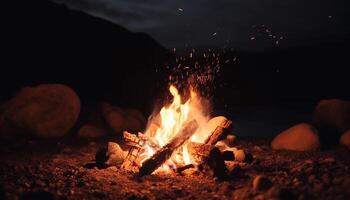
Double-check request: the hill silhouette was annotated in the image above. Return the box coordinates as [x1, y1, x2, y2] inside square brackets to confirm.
[2, 0, 170, 113]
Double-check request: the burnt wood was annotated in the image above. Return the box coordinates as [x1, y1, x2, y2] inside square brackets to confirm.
[138, 120, 199, 176]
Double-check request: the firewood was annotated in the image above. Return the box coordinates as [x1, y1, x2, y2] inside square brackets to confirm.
[121, 131, 163, 172]
[204, 119, 232, 145]
[176, 164, 195, 173]
[183, 118, 232, 163]
[121, 131, 146, 171]
[185, 118, 231, 179]
[138, 120, 199, 176]
[123, 131, 146, 148]
[198, 147, 228, 179]
[123, 131, 160, 149]
[173, 142, 227, 178]
[186, 142, 214, 164]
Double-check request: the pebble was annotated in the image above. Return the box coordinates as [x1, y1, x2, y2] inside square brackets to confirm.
[252, 176, 272, 192]
[308, 175, 317, 183]
[252, 146, 263, 152]
[226, 135, 237, 146]
[321, 157, 336, 164]
[225, 161, 242, 177]
[234, 150, 246, 162]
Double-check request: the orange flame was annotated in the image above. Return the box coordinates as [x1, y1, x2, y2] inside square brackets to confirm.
[141, 85, 213, 173]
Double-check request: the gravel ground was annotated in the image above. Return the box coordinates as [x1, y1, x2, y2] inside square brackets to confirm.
[0, 138, 349, 200]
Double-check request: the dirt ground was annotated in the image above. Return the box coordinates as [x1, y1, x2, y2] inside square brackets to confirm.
[1, 138, 349, 200]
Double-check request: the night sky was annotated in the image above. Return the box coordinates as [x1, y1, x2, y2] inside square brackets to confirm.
[56, 0, 350, 50]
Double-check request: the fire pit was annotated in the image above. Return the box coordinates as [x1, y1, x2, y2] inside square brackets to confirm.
[96, 85, 236, 178]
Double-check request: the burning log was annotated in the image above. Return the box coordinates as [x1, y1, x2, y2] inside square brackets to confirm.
[187, 118, 232, 179]
[138, 120, 199, 176]
[174, 142, 227, 178]
[121, 132, 147, 171]
[121, 131, 162, 171]
[176, 164, 195, 173]
[204, 118, 232, 145]
[199, 147, 228, 179]
[186, 142, 214, 163]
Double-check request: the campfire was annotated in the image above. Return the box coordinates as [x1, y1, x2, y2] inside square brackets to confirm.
[99, 85, 241, 178]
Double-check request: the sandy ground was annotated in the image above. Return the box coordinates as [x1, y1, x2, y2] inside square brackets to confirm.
[1, 138, 349, 200]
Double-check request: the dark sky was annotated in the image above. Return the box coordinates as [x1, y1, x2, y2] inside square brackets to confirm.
[56, 0, 350, 51]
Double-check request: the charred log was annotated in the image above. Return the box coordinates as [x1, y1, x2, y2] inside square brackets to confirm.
[138, 120, 199, 176]
[176, 164, 195, 173]
[198, 147, 228, 179]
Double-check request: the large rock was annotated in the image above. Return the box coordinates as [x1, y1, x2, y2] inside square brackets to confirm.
[271, 123, 320, 151]
[340, 129, 350, 147]
[314, 99, 350, 133]
[0, 84, 80, 138]
[101, 103, 146, 134]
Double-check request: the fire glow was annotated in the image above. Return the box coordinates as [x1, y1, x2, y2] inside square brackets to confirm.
[141, 85, 213, 172]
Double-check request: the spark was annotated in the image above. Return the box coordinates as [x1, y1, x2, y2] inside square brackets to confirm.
[178, 8, 183, 12]
[212, 32, 217, 36]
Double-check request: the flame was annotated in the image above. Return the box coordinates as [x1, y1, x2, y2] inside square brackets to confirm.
[154, 85, 190, 147]
[141, 85, 212, 172]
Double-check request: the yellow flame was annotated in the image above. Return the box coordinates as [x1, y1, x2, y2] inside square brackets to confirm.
[142, 85, 211, 172]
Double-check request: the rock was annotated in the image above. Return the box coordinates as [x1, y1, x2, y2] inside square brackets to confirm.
[101, 104, 124, 134]
[271, 123, 320, 151]
[235, 149, 246, 162]
[231, 187, 251, 199]
[252, 145, 263, 152]
[105, 142, 127, 166]
[226, 134, 237, 146]
[222, 149, 235, 161]
[0, 84, 80, 138]
[101, 103, 146, 134]
[340, 129, 350, 147]
[308, 174, 317, 184]
[252, 175, 272, 192]
[124, 109, 147, 129]
[225, 161, 242, 177]
[77, 125, 106, 138]
[314, 99, 350, 133]
[266, 187, 296, 200]
[222, 147, 251, 163]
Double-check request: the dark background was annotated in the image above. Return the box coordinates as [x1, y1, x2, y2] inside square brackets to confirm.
[2, 0, 349, 137]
